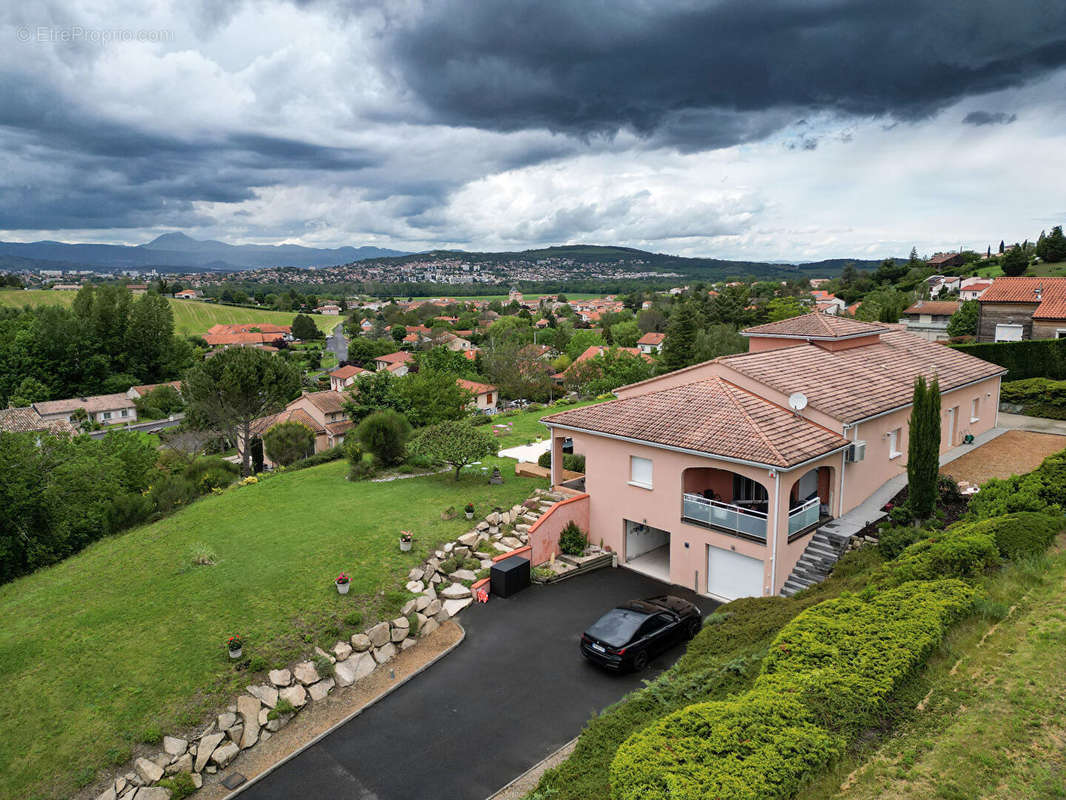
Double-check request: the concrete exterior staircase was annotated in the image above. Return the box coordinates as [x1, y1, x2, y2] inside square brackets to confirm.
[779, 525, 854, 597]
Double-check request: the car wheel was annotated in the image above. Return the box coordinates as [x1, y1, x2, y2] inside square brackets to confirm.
[631, 650, 649, 672]
[685, 618, 701, 640]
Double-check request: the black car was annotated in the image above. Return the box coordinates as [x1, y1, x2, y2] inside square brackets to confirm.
[580, 595, 702, 672]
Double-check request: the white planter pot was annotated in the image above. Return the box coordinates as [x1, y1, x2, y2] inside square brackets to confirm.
[228, 647, 242, 660]
[336, 582, 350, 594]
[400, 540, 412, 552]
[465, 512, 474, 519]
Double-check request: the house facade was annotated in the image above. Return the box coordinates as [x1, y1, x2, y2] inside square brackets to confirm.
[456, 378, 498, 412]
[542, 313, 1003, 601]
[34, 393, 138, 426]
[901, 300, 959, 341]
[636, 331, 665, 354]
[252, 390, 352, 468]
[373, 351, 414, 375]
[328, 364, 367, 392]
[976, 277, 1066, 342]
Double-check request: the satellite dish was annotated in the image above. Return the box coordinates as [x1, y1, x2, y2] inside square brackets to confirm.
[788, 392, 808, 412]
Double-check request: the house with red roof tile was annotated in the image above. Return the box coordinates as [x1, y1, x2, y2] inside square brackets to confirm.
[636, 331, 665, 354]
[456, 378, 498, 413]
[328, 364, 367, 392]
[901, 300, 960, 341]
[976, 277, 1066, 341]
[373, 351, 414, 375]
[250, 390, 352, 468]
[541, 312, 1003, 601]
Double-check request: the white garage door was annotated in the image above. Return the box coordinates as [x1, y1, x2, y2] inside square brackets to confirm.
[707, 546, 764, 601]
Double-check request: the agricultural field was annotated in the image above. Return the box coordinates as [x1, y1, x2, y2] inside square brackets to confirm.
[0, 290, 337, 336]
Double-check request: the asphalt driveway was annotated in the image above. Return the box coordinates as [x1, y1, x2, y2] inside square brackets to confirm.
[236, 567, 717, 800]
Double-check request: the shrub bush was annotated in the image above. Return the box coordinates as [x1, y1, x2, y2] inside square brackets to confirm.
[149, 474, 198, 513]
[950, 337, 1066, 381]
[536, 451, 586, 472]
[610, 580, 974, 800]
[876, 524, 929, 559]
[873, 527, 999, 587]
[960, 511, 1063, 559]
[558, 521, 588, 556]
[197, 468, 236, 493]
[158, 773, 197, 799]
[1000, 377, 1066, 418]
[356, 410, 412, 467]
[967, 447, 1066, 520]
[285, 445, 345, 472]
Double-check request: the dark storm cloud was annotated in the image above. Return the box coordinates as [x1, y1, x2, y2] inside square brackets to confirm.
[963, 110, 1018, 125]
[387, 0, 1066, 143]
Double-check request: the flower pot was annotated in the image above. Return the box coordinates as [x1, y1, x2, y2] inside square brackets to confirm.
[465, 512, 474, 519]
[399, 540, 412, 552]
[228, 646, 242, 660]
[336, 581, 350, 594]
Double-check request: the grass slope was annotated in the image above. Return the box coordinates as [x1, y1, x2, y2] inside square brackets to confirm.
[490, 399, 605, 450]
[801, 544, 1066, 800]
[0, 456, 540, 800]
[0, 290, 336, 335]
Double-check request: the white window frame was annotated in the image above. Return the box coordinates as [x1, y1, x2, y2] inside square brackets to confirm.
[970, 397, 980, 423]
[102, 411, 111, 420]
[994, 323, 1024, 342]
[888, 427, 903, 459]
[629, 456, 653, 489]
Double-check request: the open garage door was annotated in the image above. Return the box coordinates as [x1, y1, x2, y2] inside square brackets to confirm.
[707, 546, 764, 600]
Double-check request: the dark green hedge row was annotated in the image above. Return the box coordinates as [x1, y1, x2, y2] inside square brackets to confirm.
[949, 338, 1066, 381]
[967, 447, 1066, 520]
[609, 580, 975, 800]
[1000, 377, 1066, 419]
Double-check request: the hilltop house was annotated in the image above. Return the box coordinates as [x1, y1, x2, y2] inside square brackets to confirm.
[901, 300, 959, 341]
[174, 289, 199, 299]
[126, 381, 183, 400]
[251, 390, 352, 468]
[34, 393, 138, 426]
[542, 313, 1003, 601]
[976, 277, 1066, 341]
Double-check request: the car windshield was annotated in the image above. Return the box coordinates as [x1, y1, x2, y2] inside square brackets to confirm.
[586, 608, 649, 648]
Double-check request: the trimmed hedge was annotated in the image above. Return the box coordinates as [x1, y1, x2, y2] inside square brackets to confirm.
[283, 444, 345, 472]
[950, 337, 1066, 381]
[536, 451, 586, 472]
[1000, 377, 1066, 419]
[959, 511, 1064, 559]
[871, 527, 1000, 588]
[610, 580, 974, 800]
[967, 448, 1066, 520]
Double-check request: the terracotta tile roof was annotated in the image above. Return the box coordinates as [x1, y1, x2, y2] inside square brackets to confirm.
[903, 301, 960, 316]
[376, 351, 414, 365]
[720, 329, 1004, 422]
[0, 406, 78, 435]
[34, 393, 135, 416]
[742, 312, 887, 339]
[130, 381, 183, 397]
[978, 277, 1066, 320]
[1033, 297, 1066, 320]
[301, 391, 347, 415]
[329, 365, 367, 380]
[251, 408, 321, 436]
[325, 419, 354, 436]
[206, 323, 290, 335]
[637, 332, 665, 345]
[542, 377, 848, 468]
[204, 332, 283, 346]
[456, 378, 496, 396]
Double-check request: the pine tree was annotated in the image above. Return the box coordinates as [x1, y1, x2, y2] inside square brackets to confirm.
[999, 240, 1005, 254]
[907, 375, 941, 519]
[659, 302, 700, 373]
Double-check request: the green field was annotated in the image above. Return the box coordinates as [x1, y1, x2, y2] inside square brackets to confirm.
[0, 290, 338, 335]
[1029, 260, 1066, 278]
[0, 456, 541, 800]
[489, 399, 605, 449]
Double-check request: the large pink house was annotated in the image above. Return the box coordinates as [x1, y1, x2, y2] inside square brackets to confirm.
[541, 313, 1004, 601]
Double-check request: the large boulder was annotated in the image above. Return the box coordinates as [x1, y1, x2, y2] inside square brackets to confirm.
[448, 569, 478, 582]
[350, 633, 372, 652]
[165, 753, 192, 775]
[194, 732, 225, 773]
[420, 618, 440, 637]
[334, 651, 375, 686]
[443, 597, 473, 617]
[486, 511, 500, 525]
[246, 684, 278, 708]
[422, 584, 437, 601]
[94, 788, 117, 800]
[367, 622, 391, 647]
[162, 736, 187, 757]
[292, 661, 320, 686]
[390, 617, 410, 642]
[414, 595, 431, 613]
[400, 599, 417, 616]
[424, 599, 442, 617]
[268, 668, 292, 688]
[457, 532, 480, 547]
[217, 711, 237, 731]
[279, 684, 307, 709]
[452, 545, 470, 560]
[372, 643, 396, 664]
[440, 583, 472, 599]
[407, 566, 424, 582]
[405, 580, 425, 593]
[210, 740, 240, 769]
[237, 695, 261, 749]
[500, 536, 523, 549]
[333, 641, 353, 662]
[134, 757, 163, 784]
[135, 789, 171, 800]
[308, 677, 335, 701]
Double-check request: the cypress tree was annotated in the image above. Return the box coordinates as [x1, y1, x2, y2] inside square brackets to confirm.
[907, 375, 941, 518]
[659, 301, 700, 373]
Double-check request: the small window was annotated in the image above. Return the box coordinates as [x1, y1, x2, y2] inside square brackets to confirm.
[102, 411, 111, 420]
[888, 427, 903, 459]
[630, 456, 653, 489]
[121, 409, 128, 417]
[971, 397, 980, 423]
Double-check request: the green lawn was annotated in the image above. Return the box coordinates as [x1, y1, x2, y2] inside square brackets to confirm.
[1029, 260, 1066, 278]
[0, 290, 337, 336]
[489, 399, 606, 450]
[0, 457, 541, 800]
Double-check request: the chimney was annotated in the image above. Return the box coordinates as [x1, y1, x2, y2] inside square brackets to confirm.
[1036, 283, 1043, 301]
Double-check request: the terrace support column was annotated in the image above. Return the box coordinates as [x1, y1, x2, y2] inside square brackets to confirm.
[550, 433, 566, 488]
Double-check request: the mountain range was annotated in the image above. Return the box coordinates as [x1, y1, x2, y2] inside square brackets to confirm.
[0, 232, 408, 272]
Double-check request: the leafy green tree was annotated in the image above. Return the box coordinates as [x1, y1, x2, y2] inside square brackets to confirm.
[292, 314, 321, 340]
[356, 410, 412, 466]
[637, 308, 666, 333]
[659, 302, 700, 373]
[907, 375, 941, 519]
[946, 300, 979, 338]
[417, 346, 476, 377]
[565, 329, 606, 361]
[484, 315, 534, 347]
[856, 288, 912, 323]
[390, 324, 407, 343]
[692, 325, 746, 362]
[766, 296, 807, 322]
[263, 420, 315, 466]
[10, 377, 49, 407]
[343, 371, 394, 423]
[609, 319, 641, 347]
[125, 292, 176, 381]
[183, 347, 301, 476]
[1001, 245, 1029, 276]
[387, 370, 471, 427]
[1036, 225, 1066, 263]
[408, 420, 497, 480]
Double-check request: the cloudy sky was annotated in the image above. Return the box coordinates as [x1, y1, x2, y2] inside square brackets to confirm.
[1, 0, 1065, 261]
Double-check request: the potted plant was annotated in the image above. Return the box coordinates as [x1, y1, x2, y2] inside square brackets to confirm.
[464, 503, 475, 520]
[227, 635, 243, 660]
[399, 531, 413, 552]
[335, 571, 350, 595]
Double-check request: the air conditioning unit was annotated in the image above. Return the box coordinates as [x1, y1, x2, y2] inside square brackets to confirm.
[845, 441, 867, 463]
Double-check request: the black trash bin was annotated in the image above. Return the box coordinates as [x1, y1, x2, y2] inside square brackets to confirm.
[490, 555, 531, 598]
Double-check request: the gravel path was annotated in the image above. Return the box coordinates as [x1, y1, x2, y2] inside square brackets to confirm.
[942, 429, 1066, 485]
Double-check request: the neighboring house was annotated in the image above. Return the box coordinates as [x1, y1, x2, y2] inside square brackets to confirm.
[126, 284, 149, 295]
[554, 345, 651, 382]
[959, 279, 993, 301]
[127, 381, 183, 400]
[436, 332, 473, 352]
[535, 318, 550, 329]
[928, 252, 966, 269]
[0, 406, 78, 436]
[809, 278, 829, 288]
[809, 290, 845, 314]
[976, 277, 1066, 342]
[52, 284, 82, 291]
[457, 378, 498, 412]
[203, 323, 293, 348]
[328, 364, 367, 392]
[541, 313, 1003, 601]
[373, 351, 414, 376]
[251, 390, 352, 468]
[929, 275, 961, 298]
[34, 393, 138, 426]
[636, 331, 666, 354]
[315, 304, 342, 315]
[174, 289, 199, 299]
[901, 300, 960, 341]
